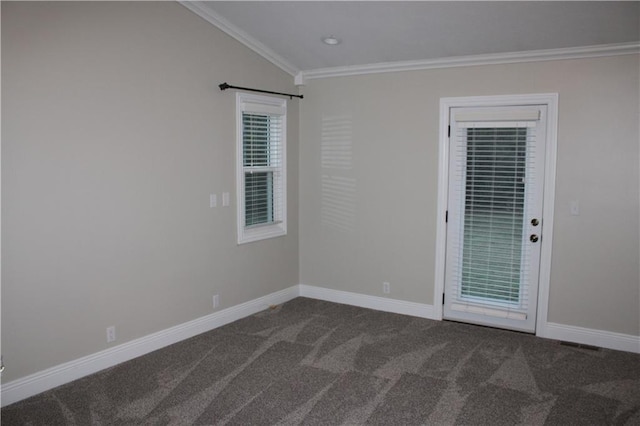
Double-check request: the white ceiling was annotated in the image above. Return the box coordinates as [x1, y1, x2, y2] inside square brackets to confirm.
[185, 1, 640, 76]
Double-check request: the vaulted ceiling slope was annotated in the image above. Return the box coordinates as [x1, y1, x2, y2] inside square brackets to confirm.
[182, 1, 640, 79]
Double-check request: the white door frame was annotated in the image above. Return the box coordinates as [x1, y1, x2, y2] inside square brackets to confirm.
[433, 93, 558, 337]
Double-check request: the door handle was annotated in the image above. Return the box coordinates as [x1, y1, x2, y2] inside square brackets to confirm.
[531, 218, 539, 226]
[530, 234, 539, 243]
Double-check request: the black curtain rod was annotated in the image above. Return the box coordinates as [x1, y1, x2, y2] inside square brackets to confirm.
[219, 82, 303, 100]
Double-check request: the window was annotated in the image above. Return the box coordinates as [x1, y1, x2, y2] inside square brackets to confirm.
[236, 93, 287, 244]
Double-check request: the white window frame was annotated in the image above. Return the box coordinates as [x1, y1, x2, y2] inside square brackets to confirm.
[236, 92, 287, 244]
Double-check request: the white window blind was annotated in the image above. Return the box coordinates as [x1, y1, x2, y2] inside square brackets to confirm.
[243, 113, 283, 226]
[454, 108, 540, 122]
[236, 93, 287, 244]
[449, 116, 539, 317]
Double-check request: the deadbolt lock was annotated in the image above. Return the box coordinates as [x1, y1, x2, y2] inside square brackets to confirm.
[531, 218, 539, 226]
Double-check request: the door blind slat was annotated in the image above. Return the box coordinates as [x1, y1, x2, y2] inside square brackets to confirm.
[450, 123, 533, 309]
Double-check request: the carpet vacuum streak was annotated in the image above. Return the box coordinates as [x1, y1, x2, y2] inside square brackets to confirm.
[3, 297, 640, 425]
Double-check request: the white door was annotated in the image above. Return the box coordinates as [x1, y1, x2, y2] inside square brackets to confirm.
[443, 105, 547, 332]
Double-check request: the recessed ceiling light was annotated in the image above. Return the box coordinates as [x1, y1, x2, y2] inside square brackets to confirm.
[322, 36, 341, 46]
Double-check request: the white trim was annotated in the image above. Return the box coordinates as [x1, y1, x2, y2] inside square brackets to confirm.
[0, 286, 300, 407]
[236, 92, 288, 244]
[434, 93, 558, 337]
[450, 303, 527, 321]
[300, 42, 640, 81]
[294, 72, 306, 87]
[433, 100, 450, 321]
[299, 284, 437, 320]
[178, 1, 299, 77]
[534, 95, 558, 338]
[3, 284, 638, 406]
[298, 285, 640, 354]
[542, 322, 640, 354]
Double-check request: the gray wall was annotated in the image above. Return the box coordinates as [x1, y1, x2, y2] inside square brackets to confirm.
[299, 55, 640, 336]
[2, 2, 299, 383]
[3, 0, 639, 387]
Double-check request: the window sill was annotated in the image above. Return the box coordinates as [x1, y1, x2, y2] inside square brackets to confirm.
[238, 223, 287, 244]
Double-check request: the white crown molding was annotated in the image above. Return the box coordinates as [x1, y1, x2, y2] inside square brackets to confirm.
[301, 42, 640, 81]
[179, 1, 299, 77]
[179, 2, 638, 84]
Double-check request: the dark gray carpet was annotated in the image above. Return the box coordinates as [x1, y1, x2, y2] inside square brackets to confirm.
[3, 297, 640, 425]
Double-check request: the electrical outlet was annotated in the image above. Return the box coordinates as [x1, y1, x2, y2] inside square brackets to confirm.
[383, 282, 390, 294]
[213, 294, 220, 309]
[106, 326, 116, 343]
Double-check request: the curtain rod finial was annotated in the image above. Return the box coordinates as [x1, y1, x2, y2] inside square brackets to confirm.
[219, 82, 230, 91]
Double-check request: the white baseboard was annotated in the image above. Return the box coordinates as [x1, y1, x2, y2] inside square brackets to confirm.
[4, 284, 638, 407]
[299, 284, 438, 320]
[540, 322, 640, 354]
[0, 285, 300, 407]
[298, 285, 639, 354]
